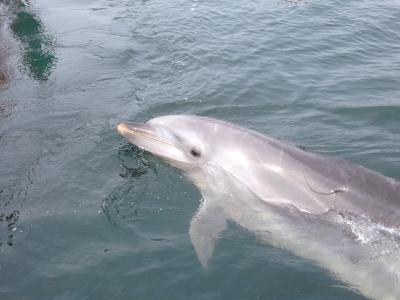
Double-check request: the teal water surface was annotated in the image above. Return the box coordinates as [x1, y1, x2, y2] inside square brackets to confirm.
[0, 0, 399, 299]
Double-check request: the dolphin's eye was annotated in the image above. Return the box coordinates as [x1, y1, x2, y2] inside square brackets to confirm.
[190, 148, 201, 158]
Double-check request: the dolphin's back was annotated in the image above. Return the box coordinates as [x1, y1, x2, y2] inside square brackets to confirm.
[210, 119, 400, 228]
[287, 145, 400, 227]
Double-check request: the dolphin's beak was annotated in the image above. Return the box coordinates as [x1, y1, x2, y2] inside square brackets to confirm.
[117, 121, 189, 163]
[118, 122, 149, 135]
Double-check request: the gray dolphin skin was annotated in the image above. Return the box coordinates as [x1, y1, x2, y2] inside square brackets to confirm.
[117, 114, 400, 300]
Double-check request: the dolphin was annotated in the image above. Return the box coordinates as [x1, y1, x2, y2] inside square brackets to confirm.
[117, 114, 400, 299]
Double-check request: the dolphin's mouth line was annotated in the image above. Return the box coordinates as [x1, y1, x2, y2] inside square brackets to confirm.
[118, 123, 177, 148]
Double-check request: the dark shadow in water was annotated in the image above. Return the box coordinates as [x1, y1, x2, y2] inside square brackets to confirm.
[0, 99, 14, 118]
[117, 143, 151, 179]
[0, 183, 22, 248]
[102, 143, 153, 226]
[0, 155, 38, 248]
[103, 143, 190, 244]
[0, 207, 19, 247]
[2, 0, 57, 81]
[102, 183, 141, 226]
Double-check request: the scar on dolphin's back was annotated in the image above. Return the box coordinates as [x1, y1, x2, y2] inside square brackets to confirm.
[303, 175, 349, 196]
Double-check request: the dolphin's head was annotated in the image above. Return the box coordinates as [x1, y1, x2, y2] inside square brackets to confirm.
[117, 115, 223, 169]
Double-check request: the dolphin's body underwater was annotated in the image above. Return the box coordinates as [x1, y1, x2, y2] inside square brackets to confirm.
[117, 115, 400, 299]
